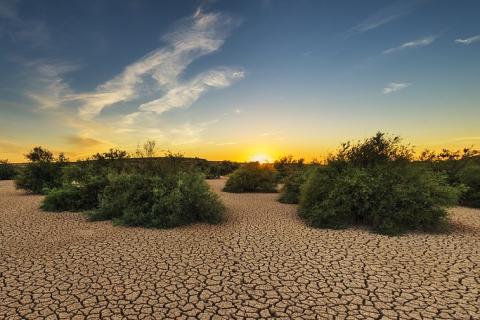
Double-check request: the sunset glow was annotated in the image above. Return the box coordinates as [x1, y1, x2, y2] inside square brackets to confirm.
[0, 1, 479, 162]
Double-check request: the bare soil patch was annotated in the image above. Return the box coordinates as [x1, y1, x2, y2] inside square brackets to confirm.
[1, 179, 479, 319]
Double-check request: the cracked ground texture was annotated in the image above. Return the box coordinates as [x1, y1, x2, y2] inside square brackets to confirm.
[1, 179, 479, 320]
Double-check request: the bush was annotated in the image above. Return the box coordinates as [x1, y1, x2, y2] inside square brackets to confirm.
[41, 175, 108, 212]
[457, 161, 480, 208]
[419, 148, 480, 208]
[298, 133, 464, 235]
[15, 147, 66, 194]
[88, 172, 224, 228]
[274, 156, 305, 182]
[278, 167, 310, 204]
[208, 160, 240, 178]
[223, 162, 277, 193]
[300, 165, 462, 235]
[0, 159, 16, 180]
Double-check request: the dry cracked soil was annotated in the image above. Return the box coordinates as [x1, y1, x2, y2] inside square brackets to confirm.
[0, 179, 479, 320]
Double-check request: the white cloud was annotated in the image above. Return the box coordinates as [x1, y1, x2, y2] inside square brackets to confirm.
[383, 36, 435, 54]
[139, 67, 244, 114]
[69, 10, 242, 119]
[234, 108, 242, 114]
[345, 1, 418, 37]
[455, 35, 480, 45]
[383, 82, 411, 94]
[24, 61, 78, 109]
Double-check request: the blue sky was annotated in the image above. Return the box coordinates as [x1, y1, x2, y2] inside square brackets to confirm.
[1, 0, 479, 161]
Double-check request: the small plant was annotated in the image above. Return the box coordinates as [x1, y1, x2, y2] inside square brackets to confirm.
[0, 159, 16, 180]
[15, 147, 67, 194]
[88, 172, 224, 228]
[223, 162, 277, 193]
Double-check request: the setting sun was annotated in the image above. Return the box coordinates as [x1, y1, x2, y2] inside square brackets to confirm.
[249, 154, 272, 164]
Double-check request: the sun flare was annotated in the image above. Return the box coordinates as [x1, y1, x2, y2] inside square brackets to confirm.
[249, 154, 272, 164]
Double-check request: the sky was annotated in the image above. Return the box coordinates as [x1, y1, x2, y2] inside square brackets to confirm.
[1, 0, 479, 162]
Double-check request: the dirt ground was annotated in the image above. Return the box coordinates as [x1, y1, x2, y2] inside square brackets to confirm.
[0, 179, 479, 319]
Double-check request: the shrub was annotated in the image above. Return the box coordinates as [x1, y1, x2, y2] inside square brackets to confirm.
[457, 161, 480, 208]
[0, 159, 16, 180]
[300, 165, 462, 235]
[223, 162, 277, 193]
[278, 167, 310, 204]
[88, 172, 224, 228]
[41, 175, 108, 212]
[274, 156, 305, 182]
[298, 133, 464, 235]
[200, 160, 241, 179]
[15, 147, 66, 194]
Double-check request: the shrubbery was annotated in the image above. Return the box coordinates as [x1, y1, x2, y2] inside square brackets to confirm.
[88, 172, 224, 228]
[457, 161, 480, 208]
[0, 159, 16, 180]
[278, 167, 310, 204]
[41, 174, 107, 212]
[419, 148, 480, 208]
[15, 147, 66, 194]
[223, 162, 277, 193]
[274, 156, 305, 182]
[298, 133, 463, 235]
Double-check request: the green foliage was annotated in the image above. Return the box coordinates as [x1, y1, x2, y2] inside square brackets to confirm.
[223, 162, 277, 193]
[457, 161, 480, 208]
[330, 132, 413, 168]
[88, 172, 224, 228]
[300, 165, 461, 235]
[298, 133, 463, 235]
[0, 159, 16, 180]
[419, 148, 480, 207]
[199, 160, 240, 179]
[15, 147, 67, 194]
[274, 156, 305, 181]
[278, 166, 310, 204]
[41, 175, 108, 212]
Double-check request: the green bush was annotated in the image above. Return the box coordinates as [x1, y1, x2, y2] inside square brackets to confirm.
[15, 147, 66, 194]
[419, 148, 480, 208]
[298, 133, 464, 235]
[223, 162, 277, 193]
[274, 156, 305, 182]
[300, 165, 462, 235]
[0, 160, 16, 180]
[278, 167, 310, 204]
[88, 172, 224, 228]
[41, 175, 108, 212]
[457, 161, 480, 208]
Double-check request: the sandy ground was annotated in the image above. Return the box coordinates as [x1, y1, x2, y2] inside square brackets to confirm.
[0, 179, 479, 320]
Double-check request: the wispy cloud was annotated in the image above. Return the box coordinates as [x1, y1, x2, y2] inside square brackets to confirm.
[455, 35, 480, 45]
[215, 141, 237, 146]
[383, 36, 435, 54]
[68, 9, 243, 119]
[24, 60, 78, 109]
[139, 67, 244, 114]
[0, 0, 50, 47]
[345, 1, 419, 37]
[383, 82, 411, 94]
[64, 135, 103, 148]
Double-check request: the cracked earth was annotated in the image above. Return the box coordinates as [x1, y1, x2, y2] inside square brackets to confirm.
[0, 179, 479, 319]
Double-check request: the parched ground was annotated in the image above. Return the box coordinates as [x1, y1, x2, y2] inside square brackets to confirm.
[0, 180, 479, 320]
